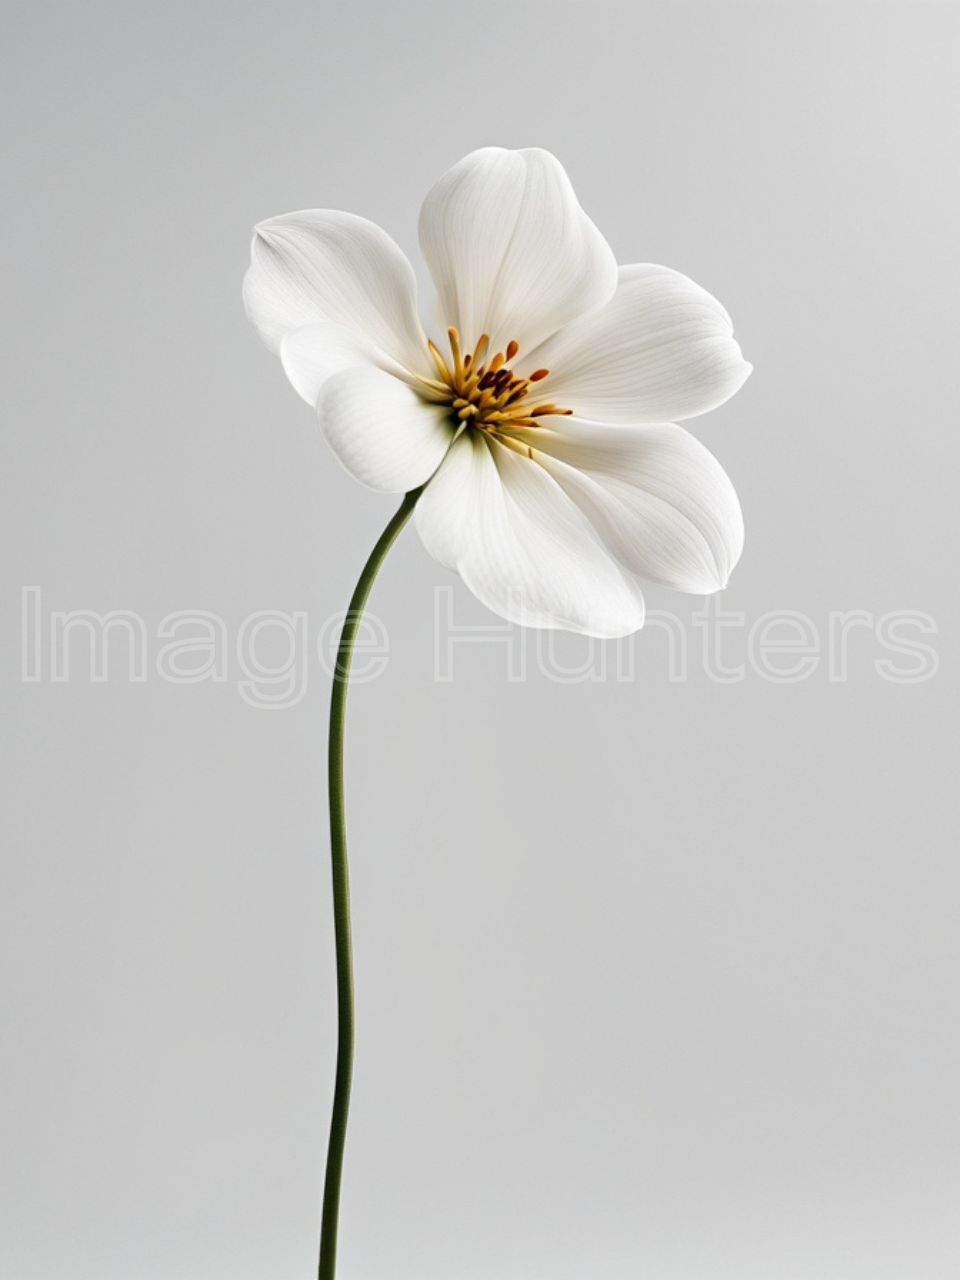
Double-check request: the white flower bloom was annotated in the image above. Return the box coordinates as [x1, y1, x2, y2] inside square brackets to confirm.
[244, 147, 751, 638]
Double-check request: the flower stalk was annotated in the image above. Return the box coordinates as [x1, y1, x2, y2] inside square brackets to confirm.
[319, 486, 423, 1280]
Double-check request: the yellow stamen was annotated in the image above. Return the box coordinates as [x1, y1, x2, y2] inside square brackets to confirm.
[447, 327, 463, 379]
[427, 339, 452, 383]
[418, 327, 571, 445]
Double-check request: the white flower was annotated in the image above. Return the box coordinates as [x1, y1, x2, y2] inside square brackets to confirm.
[244, 147, 751, 638]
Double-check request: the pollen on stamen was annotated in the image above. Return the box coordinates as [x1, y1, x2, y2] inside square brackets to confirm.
[422, 328, 571, 438]
[529, 405, 572, 417]
[427, 339, 452, 381]
[447, 327, 464, 376]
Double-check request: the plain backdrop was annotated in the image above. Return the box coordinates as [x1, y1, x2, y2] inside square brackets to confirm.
[2, 3, 959, 1278]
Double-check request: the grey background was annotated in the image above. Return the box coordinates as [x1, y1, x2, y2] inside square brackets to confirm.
[2, 2, 958, 1278]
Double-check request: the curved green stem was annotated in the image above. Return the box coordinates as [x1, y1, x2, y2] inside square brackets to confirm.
[318, 486, 424, 1280]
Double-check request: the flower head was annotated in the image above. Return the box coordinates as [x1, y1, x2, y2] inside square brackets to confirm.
[244, 147, 751, 638]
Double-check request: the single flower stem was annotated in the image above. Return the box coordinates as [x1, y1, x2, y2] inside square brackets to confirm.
[318, 486, 424, 1280]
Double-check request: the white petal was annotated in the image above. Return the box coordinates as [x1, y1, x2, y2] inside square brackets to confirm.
[415, 431, 645, 638]
[243, 210, 430, 376]
[418, 147, 618, 358]
[510, 418, 744, 593]
[316, 365, 454, 494]
[528, 264, 752, 423]
[280, 321, 416, 406]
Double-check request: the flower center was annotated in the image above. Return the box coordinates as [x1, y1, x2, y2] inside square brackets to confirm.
[425, 328, 571, 433]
